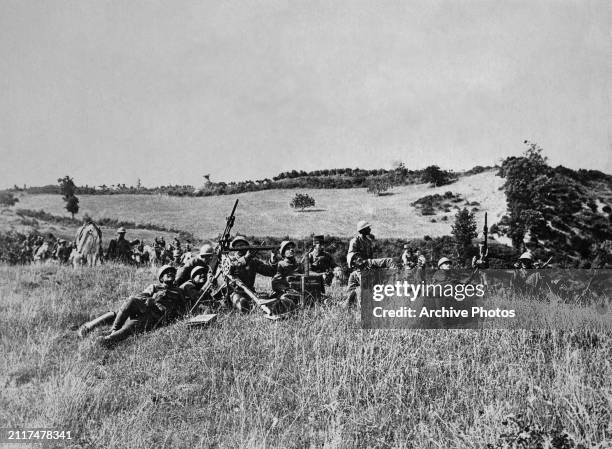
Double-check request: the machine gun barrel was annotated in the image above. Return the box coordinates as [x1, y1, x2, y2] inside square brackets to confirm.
[221, 245, 278, 252]
[189, 199, 239, 314]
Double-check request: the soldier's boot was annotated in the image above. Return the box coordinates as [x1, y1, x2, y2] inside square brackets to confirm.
[77, 311, 116, 339]
[97, 319, 143, 348]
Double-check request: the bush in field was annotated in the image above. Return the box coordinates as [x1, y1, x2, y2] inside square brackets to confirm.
[290, 193, 316, 211]
[366, 179, 391, 196]
[0, 191, 19, 207]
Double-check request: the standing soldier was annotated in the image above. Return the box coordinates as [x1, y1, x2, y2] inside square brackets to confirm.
[401, 244, 415, 269]
[511, 252, 543, 295]
[106, 227, 133, 263]
[77, 265, 186, 347]
[302, 235, 336, 285]
[171, 249, 182, 267]
[54, 239, 72, 264]
[415, 254, 428, 283]
[347, 221, 397, 269]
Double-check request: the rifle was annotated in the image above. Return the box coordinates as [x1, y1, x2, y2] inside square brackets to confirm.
[189, 199, 239, 314]
[481, 212, 489, 264]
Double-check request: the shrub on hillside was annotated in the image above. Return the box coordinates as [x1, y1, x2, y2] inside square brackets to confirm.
[289, 193, 316, 211]
[0, 191, 19, 207]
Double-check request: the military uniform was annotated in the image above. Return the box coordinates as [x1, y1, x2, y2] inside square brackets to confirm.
[302, 236, 336, 285]
[228, 252, 277, 311]
[107, 237, 132, 263]
[78, 266, 185, 346]
[54, 242, 72, 264]
[348, 232, 396, 269]
[175, 256, 215, 286]
[346, 269, 361, 306]
[348, 234, 374, 260]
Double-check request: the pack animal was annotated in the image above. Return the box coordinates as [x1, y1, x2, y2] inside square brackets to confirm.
[72, 222, 103, 267]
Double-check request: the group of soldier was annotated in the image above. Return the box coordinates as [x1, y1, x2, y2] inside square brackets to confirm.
[105, 227, 194, 266]
[18, 233, 74, 264]
[75, 217, 609, 348]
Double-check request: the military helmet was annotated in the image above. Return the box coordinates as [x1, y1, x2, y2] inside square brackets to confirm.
[519, 252, 533, 261]
[199, 243, 214, 257]
[356, 220, 371, 233]
[117, 227, 126, 234]
[230, 236, 250, 249]
[279, 240, 296, 257]
[190, 266, 207, 280]
[437, 257, 452, 268]
[157, 264, 176, 281]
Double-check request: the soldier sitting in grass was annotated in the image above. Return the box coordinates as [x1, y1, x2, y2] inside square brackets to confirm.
[174, 243, 216, 286]
[77, 265, 186, 347]
[226, 236, 277, 312]
[268, 240, 306, 314]
[302, 235, 337, 286]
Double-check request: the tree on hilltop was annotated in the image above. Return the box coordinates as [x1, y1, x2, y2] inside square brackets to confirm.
[422, 165, 453, 187]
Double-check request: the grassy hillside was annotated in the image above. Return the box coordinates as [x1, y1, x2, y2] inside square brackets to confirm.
[13, 172, 506, 240]
[1, 263, 611, 448]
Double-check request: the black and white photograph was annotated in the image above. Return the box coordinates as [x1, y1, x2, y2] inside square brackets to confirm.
[1, 1, 611, 448]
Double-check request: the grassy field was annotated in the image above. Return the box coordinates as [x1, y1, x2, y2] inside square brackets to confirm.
[13, 172, 506, 240]
[1, 262, 611, 448]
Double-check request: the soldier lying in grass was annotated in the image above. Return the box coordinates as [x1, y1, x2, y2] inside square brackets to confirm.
[77, 265, 187, 347]
[179, 265, 210, 310]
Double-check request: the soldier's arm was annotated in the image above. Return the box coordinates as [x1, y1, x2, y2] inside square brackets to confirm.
[347, 238, 358, 255]
[252, 258, 277, 277]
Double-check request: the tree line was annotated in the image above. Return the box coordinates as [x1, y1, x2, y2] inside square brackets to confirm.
[9, 164, 486, 197]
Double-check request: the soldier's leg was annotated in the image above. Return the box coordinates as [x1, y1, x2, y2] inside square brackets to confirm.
[77, 311, 116, 338]
[345, 270, 361, 308]
[98, 318, 147, 347]
[111, 296, 147, 332]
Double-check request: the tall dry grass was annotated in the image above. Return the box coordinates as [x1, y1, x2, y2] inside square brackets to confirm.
[0, 263, 610, 448]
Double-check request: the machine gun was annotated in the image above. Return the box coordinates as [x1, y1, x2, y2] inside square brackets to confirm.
[189, 199, 239, 314]
[220, 245, 278, 253]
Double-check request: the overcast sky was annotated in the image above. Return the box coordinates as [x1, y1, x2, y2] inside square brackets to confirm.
[1, 0, 611, 188]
